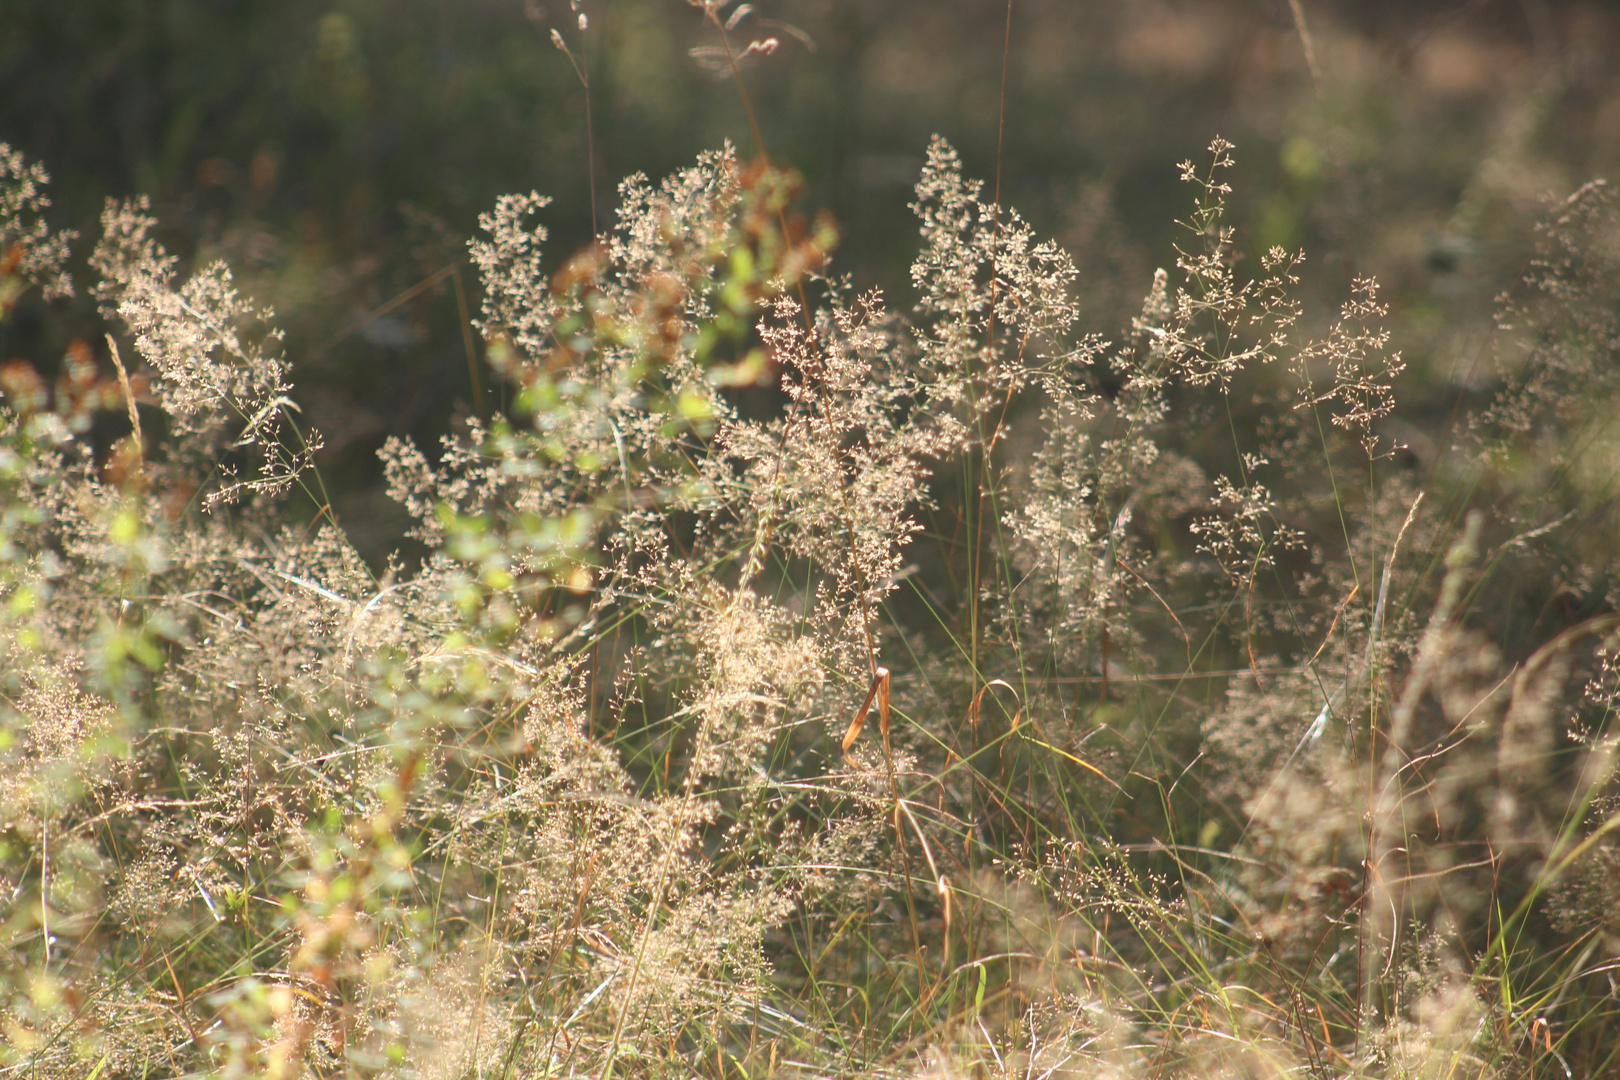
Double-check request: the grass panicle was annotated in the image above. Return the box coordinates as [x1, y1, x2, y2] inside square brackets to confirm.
[3, 57, 1620, 1080]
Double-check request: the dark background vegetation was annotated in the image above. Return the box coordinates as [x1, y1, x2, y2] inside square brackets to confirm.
[3, 0, 1618, 555]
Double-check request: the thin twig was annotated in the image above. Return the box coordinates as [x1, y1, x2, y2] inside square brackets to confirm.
[1287, 0, 1324, 99]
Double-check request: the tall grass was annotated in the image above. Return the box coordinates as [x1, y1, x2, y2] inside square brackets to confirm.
[4, 11, 1620, 1077]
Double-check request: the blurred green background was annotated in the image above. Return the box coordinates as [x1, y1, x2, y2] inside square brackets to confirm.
[4, 0, 1618, 555]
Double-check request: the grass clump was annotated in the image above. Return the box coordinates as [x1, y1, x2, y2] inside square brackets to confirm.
[4, 64, 1620, 1080]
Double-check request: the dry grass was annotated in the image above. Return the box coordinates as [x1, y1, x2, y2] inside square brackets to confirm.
[3, 36, 1620, 1078]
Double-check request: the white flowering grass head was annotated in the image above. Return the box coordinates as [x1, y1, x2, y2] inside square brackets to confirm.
[0, 131, 1618, 1080]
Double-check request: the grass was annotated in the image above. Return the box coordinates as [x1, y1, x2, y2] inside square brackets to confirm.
[4, 6, 1620, 1077]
